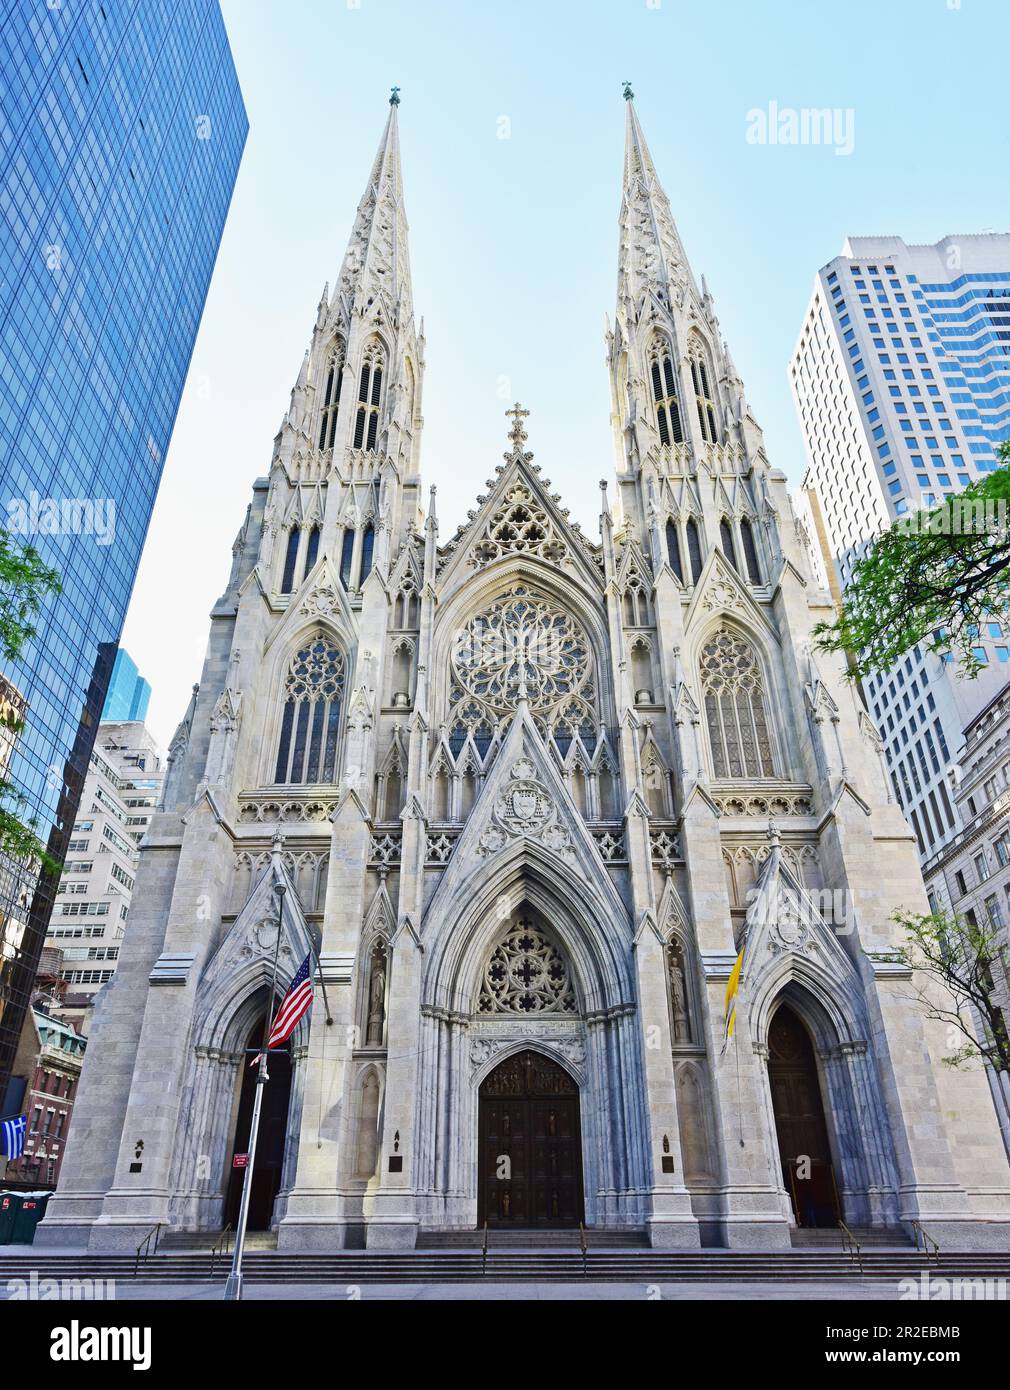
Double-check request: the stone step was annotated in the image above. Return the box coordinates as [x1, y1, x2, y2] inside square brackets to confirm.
[1, 1248, 1004, 1284]
[417, 1228, 645, 1248]
[790, 1226, 911, 1249]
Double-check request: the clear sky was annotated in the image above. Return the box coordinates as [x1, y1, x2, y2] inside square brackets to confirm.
[122, 0, 1010, 748]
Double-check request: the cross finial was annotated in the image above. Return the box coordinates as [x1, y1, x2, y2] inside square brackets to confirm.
[622, 80, 634, 101]
[506, 401, 530, 448]
[389, 85, 400, 106]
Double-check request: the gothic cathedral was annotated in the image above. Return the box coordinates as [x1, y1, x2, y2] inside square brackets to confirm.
[41, 93, 1010, 1251]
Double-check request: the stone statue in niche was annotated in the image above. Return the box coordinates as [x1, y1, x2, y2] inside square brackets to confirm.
[366, 944, 387, 1045]
[667, 940, 691, 1043]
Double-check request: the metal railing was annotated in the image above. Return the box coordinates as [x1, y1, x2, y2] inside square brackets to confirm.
[837, 1219, 863, 1276]
[481, 1220, 489, 1278]
[579, 1221, 588, 1278]
[133, 1223, 162, 1279]
[910, 1220, 941, 1266]
[210, 1224, 233, 1281]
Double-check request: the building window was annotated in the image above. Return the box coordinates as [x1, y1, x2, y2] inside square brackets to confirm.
[666, 520, 683, 581]
[359, 523, 375, 586]
[317, 338, 344, 449]
[339, 528, 355, 589]
[302, 526, 320, 580]
[954, 869, 967, 897]
[352, 340, 385, 452]
[274, 635, 346, 785]
[719, 517, 737, 570]
[740, 517, 762, 584]
[690, 344, 719, 444]
[649, 338, 684, 445]
[280, 526, 300, 595]
[700, 626, 776, 778]
[974, 851, 990, 883]
[686, 518, 703, 583]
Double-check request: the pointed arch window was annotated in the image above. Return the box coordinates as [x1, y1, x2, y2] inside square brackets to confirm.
[317, 339, 344, 450]
[353, 341, 385, 452]
[686, 517, 704, 583]
[339, 528, 355, 589]
[280, 526, 300, 594]
[719, 517, 737, 570]
[666, 520, 684, 581]
[690, 345, 719, 444]
[649, 338, 684, 445]
[740, 517, 762, 584]
[302, 526, 320, 581]
[700, 627, 776, 779]
[274, 635, 346, 784]
[358, 523, 374, 585]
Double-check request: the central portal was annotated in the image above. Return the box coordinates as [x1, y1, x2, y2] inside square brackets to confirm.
[478, 1049, 584, 1228]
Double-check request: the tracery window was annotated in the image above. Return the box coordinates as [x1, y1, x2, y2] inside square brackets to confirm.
[274, 635, 346, 784]
[649, 337, 684, 446]
[359, 523, 375, 585]
[700, 627, 776, 779]
[449, 585, 595, 735]
[353, 340, 385, 452]
[302, 526, 320, 581]
[477, 916, 577, 1015]
[317, 338, 344, 450]
[689, 343, 719, 444]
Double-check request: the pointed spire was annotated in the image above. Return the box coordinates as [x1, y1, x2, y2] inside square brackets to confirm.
[618, 88, 691, 313]
[333, 93, 413, 320]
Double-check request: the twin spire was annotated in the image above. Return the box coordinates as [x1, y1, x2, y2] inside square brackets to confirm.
[333, 86, 691, 331]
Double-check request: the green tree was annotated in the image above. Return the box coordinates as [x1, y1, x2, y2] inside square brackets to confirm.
[0, 528, 62, 876]
[813, 441, 1010, 680]
[895, 909, 1010, 1076]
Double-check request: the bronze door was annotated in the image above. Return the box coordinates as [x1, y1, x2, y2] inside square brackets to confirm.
[478, 1049, 584, 1228]
[767, 1005, 838, 1228]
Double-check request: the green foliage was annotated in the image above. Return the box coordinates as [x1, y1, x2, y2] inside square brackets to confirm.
[813, 441, 1010, 680]
[0, 528, 61, 663]
[0, 525, 62, 874]
[895, 909, 1010, 1075]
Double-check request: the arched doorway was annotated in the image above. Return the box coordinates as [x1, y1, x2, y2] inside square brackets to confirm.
[223, 1015, 293, 1231]
[478, 1049, 584, 1228]
[767, 1004, 838, 1228]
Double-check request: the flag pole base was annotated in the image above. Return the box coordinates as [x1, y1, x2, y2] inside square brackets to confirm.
[223, 1272, 243, 1301]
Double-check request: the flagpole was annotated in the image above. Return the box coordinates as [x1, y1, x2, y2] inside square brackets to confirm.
[224, 835, 286, 1301]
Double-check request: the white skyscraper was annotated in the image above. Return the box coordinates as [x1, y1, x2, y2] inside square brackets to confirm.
[790, 235, 1010, 862]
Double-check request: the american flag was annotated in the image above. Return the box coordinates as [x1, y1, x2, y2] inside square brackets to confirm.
[266, 953, 314, 1048]
[2, 1115, 26, 1159]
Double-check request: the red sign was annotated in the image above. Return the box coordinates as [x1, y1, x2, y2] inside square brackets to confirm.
[232, 1153, 249, 1168]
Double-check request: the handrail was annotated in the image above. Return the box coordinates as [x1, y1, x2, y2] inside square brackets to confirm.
[837, 1219, 863, 1276]
[579, 1221, 588, 1278]
[210, 1224, 233, 1281]
[481, 1220, 489, 1278]
[910, 1220, 941, 1266]
[133, 1223, 162, 1279]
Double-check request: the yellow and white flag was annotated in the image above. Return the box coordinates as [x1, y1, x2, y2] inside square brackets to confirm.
[723, 942, 746, 1048]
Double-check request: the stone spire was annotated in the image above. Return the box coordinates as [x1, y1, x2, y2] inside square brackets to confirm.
[618, 87, 691, 319]
[333, 88, 413, 323]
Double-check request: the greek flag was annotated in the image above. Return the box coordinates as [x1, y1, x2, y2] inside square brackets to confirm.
[1, 1115, 26, 1159]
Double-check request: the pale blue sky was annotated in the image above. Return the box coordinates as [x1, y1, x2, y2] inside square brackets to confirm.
[123, 0, 1010, 746]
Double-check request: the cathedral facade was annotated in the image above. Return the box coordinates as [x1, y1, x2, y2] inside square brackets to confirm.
[40, 94, 1010, 1252]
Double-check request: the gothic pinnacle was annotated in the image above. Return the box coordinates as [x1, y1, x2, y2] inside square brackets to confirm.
[505, 401, 530, 449]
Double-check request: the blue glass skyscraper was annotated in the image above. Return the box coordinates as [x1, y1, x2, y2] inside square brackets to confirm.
[0, 0, 247, 1088]
[102, 649, 151, 723]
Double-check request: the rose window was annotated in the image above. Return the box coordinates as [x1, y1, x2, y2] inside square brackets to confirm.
[478, 918, 577, 1015]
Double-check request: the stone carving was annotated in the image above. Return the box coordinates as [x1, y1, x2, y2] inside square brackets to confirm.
[477, 917, 577, 1015]
[477, 759, 574, 860]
